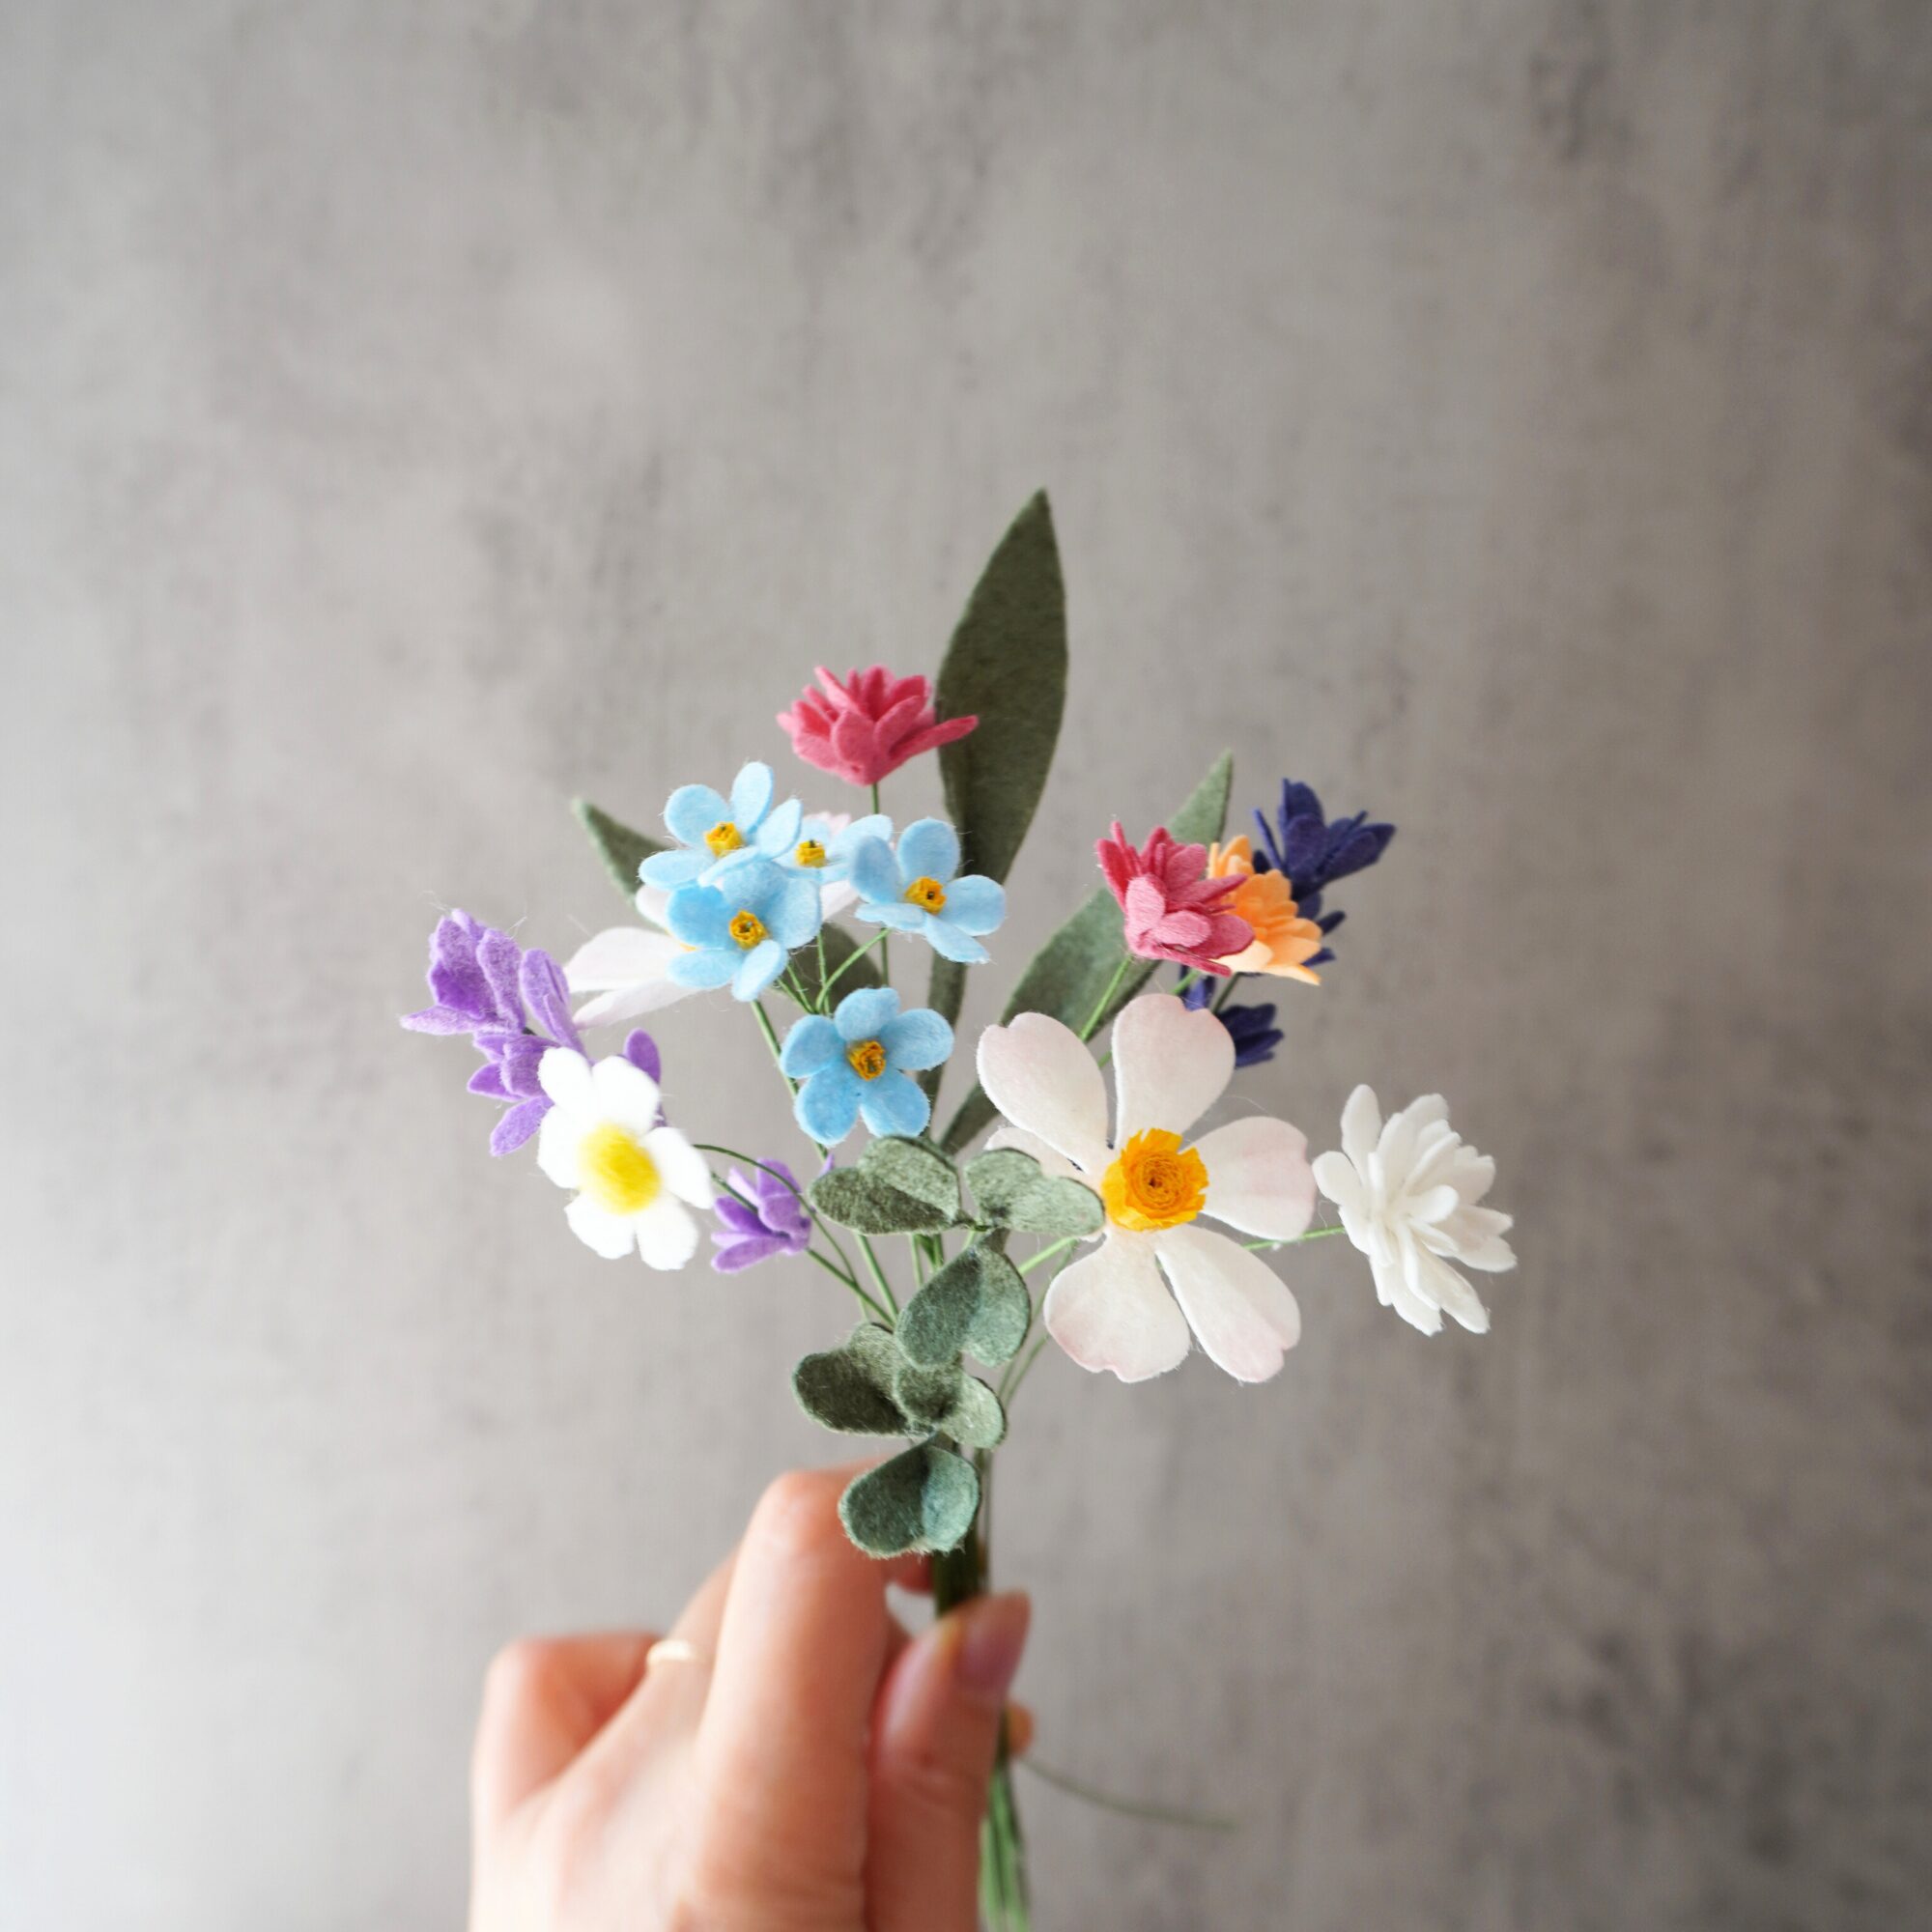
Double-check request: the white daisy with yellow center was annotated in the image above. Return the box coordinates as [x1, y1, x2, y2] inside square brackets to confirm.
[976, 993, 1316, 1383]
[535, 1049, 715, 1268]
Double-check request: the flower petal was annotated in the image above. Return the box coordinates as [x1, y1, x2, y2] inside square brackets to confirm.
[666, 782, 733, 846]
[589, 1055, 662, 1136]
[796, 1065, 863, 1145]
[938, 874, 1006, 935]
[644, 1126, 715, 1208]
[564, 926, 683, 992]
[535, 1104, 583, 1188]
[490, 1096, 550, 1156]
[985, 1125, 1087, 1181]
[860, 1069, 932, 1138]
[921, 916, 991, 964]
[1311, 1150, 1362, 1216]
[1408, 1241, 1490, 1333]
[1042, 1236, 1192, 1382]
[896, 816, 960, 885]
[537, 1048, 593, 1108]
[1339, 1084, 1381, 1166]
[732, 939, 787, 1001]
[780, 1014, 843, 1077]
[565, 1193, 636, 1259]
[769, 873, 824, 948]
[1194, 1116, 1316, 1239]
[977, 1011, 1111, 1173]
[834, 985, 901, 1042]
[1111, 994, 1234, 1143]
[665, 886, 731, 949]
[668, 949, 738, 989]
[847, 837, 903, 906]
[729, 761, 775, 829]
[1153, 1224, 1301, 1382]
[632, 1197, 699, 1270]
[878, 1008, 952, 1071]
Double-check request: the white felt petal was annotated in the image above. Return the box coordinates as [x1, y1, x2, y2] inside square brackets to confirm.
[976, 1012, 1111, 1172]
[1374, 1246, 1443, 1333]
[1195, 1116, 1316, 1239]
[634, 882, 674, 930]
[1339, 1084, 1382, 1167]
[565, 1194, 637, 1260]
[1042, 1236, 1192, 1383]
[632, 1197, 699, 1271]
[589, 1055, 662, 1137]
[572, 975, 698, 1028]
[538, 1048, 593, 1107]
[985, 1124, 1088, 1182]
[1153, 1224, 1300, 1382]
[564, 926, 676, 990]
[534, 1106, 584, 1189]
[1417, 1247, 1491, 1333]
[1311, 1150, 1363, 1216]
[1405, 1183, 1462, 1227]
[644, 1126, 715, 1208]
[1110, 995, 1234, 1143]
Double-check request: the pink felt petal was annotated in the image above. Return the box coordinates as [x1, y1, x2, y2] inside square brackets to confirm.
[1153, 1224, 1301, 1382]
[1042, 1236, 1192, 1382]
[976, 1012, 1111, 1173]
[1110, 994, 1234, 1144]
[1195, 1116, 1316, 1240]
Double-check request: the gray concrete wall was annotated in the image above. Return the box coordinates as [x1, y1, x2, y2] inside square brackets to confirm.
[3, 4, 1928, 1926]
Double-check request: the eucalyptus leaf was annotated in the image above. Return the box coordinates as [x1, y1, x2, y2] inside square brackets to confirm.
[859, 1137, 961, 1221]
[893, 1358, 967, 1429]
[572, 799, 663, 903]
[938, 750, 1234, 1153]
[838, 1442, 981, 1557]
[966, 1148, 1106, 1237]
[936, 1372, 1007, 1451]
[896, 1240, 1032, 1369]
[792, 1323, 907, 1436]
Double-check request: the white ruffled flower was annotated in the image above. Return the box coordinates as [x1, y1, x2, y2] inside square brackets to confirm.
[977, 994, 1315, 1383]
[535, 1048, 715, 1267]
[1312, 1086, 1515, 1334]
[562, 884, 701, 1029]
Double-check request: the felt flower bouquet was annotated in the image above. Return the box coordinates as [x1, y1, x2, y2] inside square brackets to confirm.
[403, 495, 1516, 1925]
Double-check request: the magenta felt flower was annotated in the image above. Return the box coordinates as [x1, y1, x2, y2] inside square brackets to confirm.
[1096, 822, 1253, 977]
[777, 666, 978, 788]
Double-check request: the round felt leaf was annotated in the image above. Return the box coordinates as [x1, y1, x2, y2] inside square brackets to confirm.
[896, 1240, 1032, 1368]
[792, 1323, 908, 1436]
[838, 1443, 981, 1557]
[966, 1147, 1106, 1236]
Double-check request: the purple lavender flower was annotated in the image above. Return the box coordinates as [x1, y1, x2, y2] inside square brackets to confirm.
[710, 1161, 812, 1273]
[404, 912, 657, 1156]
[1180, 978, 1283, 1068]
[1249, 781, 1395, 965]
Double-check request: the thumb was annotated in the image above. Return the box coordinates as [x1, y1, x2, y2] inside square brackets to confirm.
[865, 1591, 1031, 1932]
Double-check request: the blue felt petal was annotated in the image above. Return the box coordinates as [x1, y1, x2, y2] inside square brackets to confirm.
[854, 901, 925, 931]
[668, 948, 737, 989]
[733, 940, 786, 1001]
[769, 873, 825, 949]
[896, 817, 960, 886]
[878, 1008, 953, 1071]
[665, 885, 730, 948]
[730, 761, 775, 830]
[761, 797, 803, 850]
[833, 813, 893, 857]
[860, 1069, 932, 1139]
[718, 859, 786, 919]
[834, 985, 901, 1042]
[936, 873, 1005, 935]
[921, 915, 990, 965]
[796, 1065, 864, 1145]
[780, 1014, 843, 1077]
[666, 783, 733, 847]
[640, 848, 707, 889]
[847, 836, 902, 906]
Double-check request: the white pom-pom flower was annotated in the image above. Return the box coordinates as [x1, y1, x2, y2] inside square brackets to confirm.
[534, 1049, 715, 1267]
[1312, 1085, 1515, 1334]
[976, 993, 1315, 1384]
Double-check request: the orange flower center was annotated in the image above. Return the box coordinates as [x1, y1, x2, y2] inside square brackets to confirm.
[1100, 1129, 1209, 1232]
[728, 910, 768, 949]
[904, 875, 948, 913]
[705, 821, 745, 858]
[846, 1038, 888, 1081]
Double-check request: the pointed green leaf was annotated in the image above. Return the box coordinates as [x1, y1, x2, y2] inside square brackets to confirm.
[573, 799, 662, 903]
[778, 921, 883, 1009]
[938, 750, 1234, 1153]
[793, 1323, 907, 1436]
[966, 1148, 1106, 1237]
[838, 1443, 980, 1557]
[897, 1240, 1032, 1369]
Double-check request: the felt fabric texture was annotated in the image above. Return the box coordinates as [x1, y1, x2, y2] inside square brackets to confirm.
[892, 1358, 1007, 1450]
[710, 1159, 811, 1272]
[1180, 979, 1283, 1067]
[572, 798, 664, 902]
[1040, 1236, 1191, 1383]
[1249, 779, 1396, 966]
[640, 762, 805, 891]
[838, 1442, 980, 1558]
[664, 859, 822, 1002]
[895, 1240, 1032, 1369]
[938, 750, 1233, 1153]
[1207, 836, 1324, 981]
[1096, 821, 1253, 975]
[562, 908, 698, 1028]
[964, 1148, 1106, 1237]
[848, 817, 1007, 965]
[779, 993, 952, 1145]
[807, 1136, 962, 1235]
[792, 1321, 909, 1435]
[852, 1134, 963, 1221]
[1110, 992, 1235, 1146]
[777, 666, 979, 788]
[788, 811, 892, 919]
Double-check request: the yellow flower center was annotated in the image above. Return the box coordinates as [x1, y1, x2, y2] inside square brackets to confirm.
[580, 1122, 660, 1215]
[846, 1038, 888, 1081]
[728, 909, 768, 949]
[794, 838, 828, 867]
[905, 875, 948, 913]
[1100, 1129, 1209, 1233]
[705, 820, 745, 858]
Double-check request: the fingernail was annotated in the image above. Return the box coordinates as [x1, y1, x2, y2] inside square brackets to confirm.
[952, 1591, 1031, 1708]
[1005, 1700, 1036, 1756]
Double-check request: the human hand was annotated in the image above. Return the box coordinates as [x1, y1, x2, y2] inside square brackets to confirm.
[468, 1463, 1031, 1932]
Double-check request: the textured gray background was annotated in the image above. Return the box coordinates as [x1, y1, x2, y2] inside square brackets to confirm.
[4, 3, 1929, 1927]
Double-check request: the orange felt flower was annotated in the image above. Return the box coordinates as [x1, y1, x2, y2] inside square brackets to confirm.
[1208, 837, 1322, 983]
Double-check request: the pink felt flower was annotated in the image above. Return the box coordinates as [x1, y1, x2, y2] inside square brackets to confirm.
[777, 667, 979, 788]
[1096, 822, 1254, 976]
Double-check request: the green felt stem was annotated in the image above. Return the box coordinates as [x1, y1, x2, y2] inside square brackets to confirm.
[1245, 1226, 1347, 1250]
[1018, 1235, 1079, 1276]
[870, 781, 891, 990]
[858, 1234, 899, 1317]
[1018, 1757, 1239, 1834]
[710, 1165, 888, 1321]
[998, 1331, 1052, 1406]
[816, 926, 890, 1003]
[1210, 972, 1241, 1014]
[1078, 954, 1133, 1040]
[815, 931, 829, 1009]
[752, 1001, 790, 1084]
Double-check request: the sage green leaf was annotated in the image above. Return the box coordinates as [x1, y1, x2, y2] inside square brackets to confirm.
[896, 1241, 1032, 1369]
[937, 1372, 1007, 1450]
[810, 1164, 955, 1236]
[938, 750, 1234, 1153]
[779, 920, 883, 1010]
[572, 799, 662, 903]
[966, 1148, 1106, 1237]
[860, 1137, 961, 1221]
[893, 1358, 966, 1429]
[839, 1442, 981, 1557]
[792, 1323, 907, 1436]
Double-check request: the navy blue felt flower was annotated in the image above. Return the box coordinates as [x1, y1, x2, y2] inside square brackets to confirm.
[1180, 978, 1283, 1068]
[1250, 781, 1395, 964]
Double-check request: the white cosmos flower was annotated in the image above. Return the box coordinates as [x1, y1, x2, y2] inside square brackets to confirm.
[563, 884, 701, 1029]
[535, 1048, 715, 1267]
[977, 993, 1315, 1383]
[1312, 1085, 1515, 1335]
